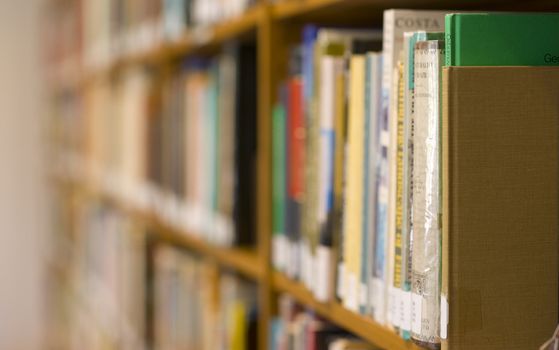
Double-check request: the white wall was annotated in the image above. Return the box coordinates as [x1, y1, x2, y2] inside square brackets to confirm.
[0, 0, 46, 349]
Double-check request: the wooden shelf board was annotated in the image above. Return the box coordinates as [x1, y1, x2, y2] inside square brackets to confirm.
[133, 206, 263, 281]
[272, 271, 424, 350]
[159, 4, 263, 60]
[272, 0, 558, 23]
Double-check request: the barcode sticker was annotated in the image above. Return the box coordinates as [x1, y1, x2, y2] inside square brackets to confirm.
[388, 286, 398, 326]
[315, 247, 331, 302]
[380, 130, 390, 147]
[440, 295, 449, 339]
[344, 273, 359, 312]
[401, 291, 411, 332]
[397, 288, 405, 328]
[411, 293, 422, 334]
[369, 278, 377, 314]
[337, 263, 345, 299]
[372, 278, 385, 323]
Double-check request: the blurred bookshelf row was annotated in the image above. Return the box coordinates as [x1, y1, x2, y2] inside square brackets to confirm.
[45, 0, 559, 350]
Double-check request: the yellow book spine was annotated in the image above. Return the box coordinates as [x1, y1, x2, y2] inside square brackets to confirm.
[343, 55, 366, 312]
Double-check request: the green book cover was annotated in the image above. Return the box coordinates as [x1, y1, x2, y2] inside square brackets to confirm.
[445, 13, 559, 66]
[272, 103, 287, 239]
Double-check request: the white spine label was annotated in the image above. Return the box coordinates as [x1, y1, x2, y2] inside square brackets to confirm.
[315, 247, 331, 302]
[359, 283, 367, 309]
[440, 295, 448, 339]
[337, 263, 345, 299]
[344, 273, 359, 312]
[388, 286, 398, 326]
[401, 291, 412, 332]
[411, 292, 422, 334]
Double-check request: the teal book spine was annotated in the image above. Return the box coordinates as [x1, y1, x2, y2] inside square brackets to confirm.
[445, 13, 559, 66]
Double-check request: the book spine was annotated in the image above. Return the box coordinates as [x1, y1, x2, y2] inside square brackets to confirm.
[400, 32, 417, 340]
[367, 53, 382, 319]
[302, 30, 319, 290]
[441, 64, 451, 349]
[411, 40, 444, 348]
[444, 15, 453, 67]
[316, 55, 340, 302]
[287, 77, 304, 279]
[209, 63, 219, 231]
[233, 44, 257, 246]
[342, 55, 366, 312]
[273, 103, 287, 271]
[360, 55, 372, 315]
[334, 63, 347, 302]
[392, 60, 405, 330]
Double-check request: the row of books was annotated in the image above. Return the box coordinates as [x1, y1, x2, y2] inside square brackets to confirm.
[45, 0, 257, 74]
[49, 192, 261, 350]
[270, 295, 380, 350]
[146, 43, 257, 247]
[52, 42, 258, 248]
[48, 199, 146, 350]
[271, 10, 559, 348]
[153, 245, 258, 350]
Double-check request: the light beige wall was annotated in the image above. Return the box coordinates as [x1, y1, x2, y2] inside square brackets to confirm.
[0, 0, 46, 349]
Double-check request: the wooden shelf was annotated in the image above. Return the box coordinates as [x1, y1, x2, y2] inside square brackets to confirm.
[157, 4, 263, 60]
[125, 203, 264, 281]
[271, 0, 559, 23]
[272, 271, 422, 350]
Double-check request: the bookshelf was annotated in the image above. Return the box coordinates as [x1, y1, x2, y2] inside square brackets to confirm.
[48, 0, 559, 350]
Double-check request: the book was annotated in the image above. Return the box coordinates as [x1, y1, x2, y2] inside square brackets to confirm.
[300, 24, 319, 292]
[163, 0, 187, 41]
[392, 59, 405, 331]
[398, 30, 445, 339]
[399, 31, 415, 338]
[333, 55, 347, 302]
[342, 54, 366, 312]
[445, 13, 559, 67]
[363, 52, 382, 317]
[442, 66, 559, 350]
[217, 46, 238, 242]
[316, 51, 344, 302]
[272, 101, 287, 272]
[286, 46, 304, 279]
[233, 43, 258, 246]
[411, 39, 444, 349]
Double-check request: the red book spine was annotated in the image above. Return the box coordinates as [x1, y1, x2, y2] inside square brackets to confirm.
[288, 77, 305, 200]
